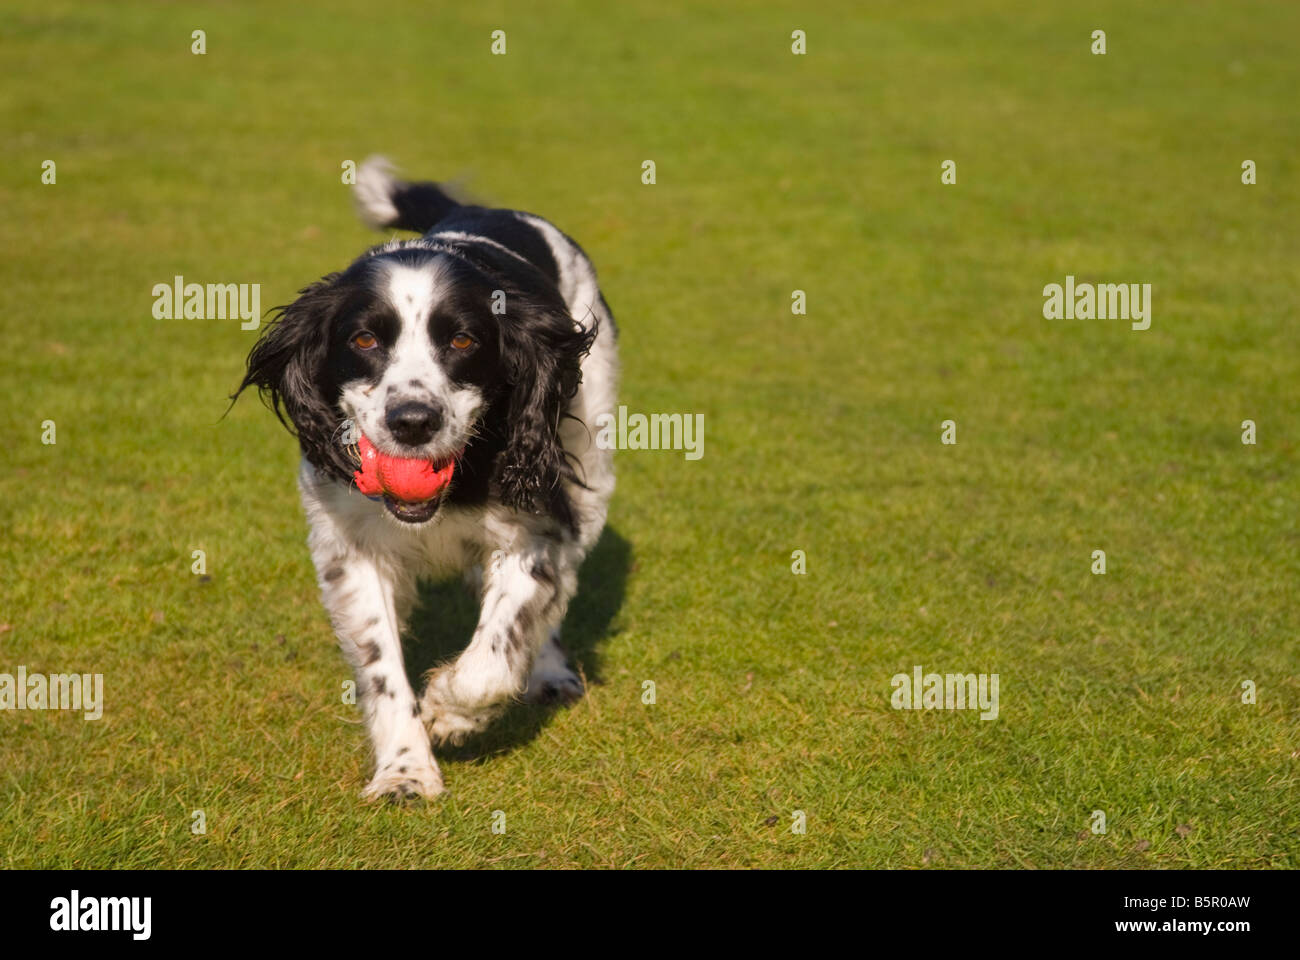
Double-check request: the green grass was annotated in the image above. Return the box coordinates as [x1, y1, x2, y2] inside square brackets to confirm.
[2, 0, 1297, 869]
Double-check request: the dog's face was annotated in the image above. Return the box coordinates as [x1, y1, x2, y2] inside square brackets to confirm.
[328, 254, 499, 523]
[237, 241, 594, 529]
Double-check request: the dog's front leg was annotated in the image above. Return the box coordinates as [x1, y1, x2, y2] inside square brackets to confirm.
[314, 544, 444, 800]
[420, 546, 575, 745]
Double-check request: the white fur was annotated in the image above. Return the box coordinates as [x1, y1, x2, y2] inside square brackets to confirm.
[353, 157, 401, 229]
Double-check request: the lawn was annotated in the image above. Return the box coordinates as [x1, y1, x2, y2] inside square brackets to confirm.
[1, 0, 1296, 868]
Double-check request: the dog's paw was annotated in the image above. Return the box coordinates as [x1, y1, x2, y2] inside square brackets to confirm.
[362, 760, 445, 802]
[524, 638, 584, 705]
[424, 706, 495, 747]
[523, 662, 584, 705]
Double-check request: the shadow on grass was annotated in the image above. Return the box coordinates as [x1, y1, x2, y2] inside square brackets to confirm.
[403, 525, 631, 763]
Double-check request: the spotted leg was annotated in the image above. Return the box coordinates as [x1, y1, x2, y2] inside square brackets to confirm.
[310, 532, 444, 800]
[420, 545, 577, 744]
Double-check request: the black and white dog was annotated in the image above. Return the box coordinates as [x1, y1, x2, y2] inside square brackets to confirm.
[235, 158, 617, 799]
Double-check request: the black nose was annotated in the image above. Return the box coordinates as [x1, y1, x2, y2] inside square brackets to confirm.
[385, 401, 443, 446]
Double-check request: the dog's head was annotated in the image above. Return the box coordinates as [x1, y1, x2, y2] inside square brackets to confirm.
[234, 241, 594, 528]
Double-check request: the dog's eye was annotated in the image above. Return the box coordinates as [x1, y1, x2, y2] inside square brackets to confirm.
[450, 333, 475, 351]
[352, 331, 378, 350]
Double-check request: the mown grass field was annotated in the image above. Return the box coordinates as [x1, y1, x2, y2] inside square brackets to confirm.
[1, 0, 1297, 868]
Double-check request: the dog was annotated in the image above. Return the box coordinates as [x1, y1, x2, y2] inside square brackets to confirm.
[234, 158, 617, 799]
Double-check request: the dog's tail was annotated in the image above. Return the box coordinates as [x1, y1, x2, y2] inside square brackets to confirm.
[353, 156, 460, 234]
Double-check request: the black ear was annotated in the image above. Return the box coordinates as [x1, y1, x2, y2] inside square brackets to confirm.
[494, 296, 597, 530]
[231, 274, 354, 482]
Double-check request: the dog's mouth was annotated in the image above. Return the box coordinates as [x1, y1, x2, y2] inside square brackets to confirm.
[353, 433, 460, 524]
[381, 491, 444, 524]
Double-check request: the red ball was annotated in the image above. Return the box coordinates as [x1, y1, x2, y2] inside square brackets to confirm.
[354, 434, 454, 502]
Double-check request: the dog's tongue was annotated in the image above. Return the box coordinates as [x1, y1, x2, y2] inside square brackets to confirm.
[354, 434, 454, 503]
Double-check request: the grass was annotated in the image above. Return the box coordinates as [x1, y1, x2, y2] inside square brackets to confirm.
[1, 0, 1297, 869]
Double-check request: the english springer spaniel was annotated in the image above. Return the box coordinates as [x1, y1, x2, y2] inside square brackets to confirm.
[235, 158, 617, 800]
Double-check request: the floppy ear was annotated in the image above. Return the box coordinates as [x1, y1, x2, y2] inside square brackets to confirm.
[494, 297, 597, 530]
[232, 274, 355, 482]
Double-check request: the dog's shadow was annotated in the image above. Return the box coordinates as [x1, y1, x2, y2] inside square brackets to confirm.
[403, 526, 631, 763]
